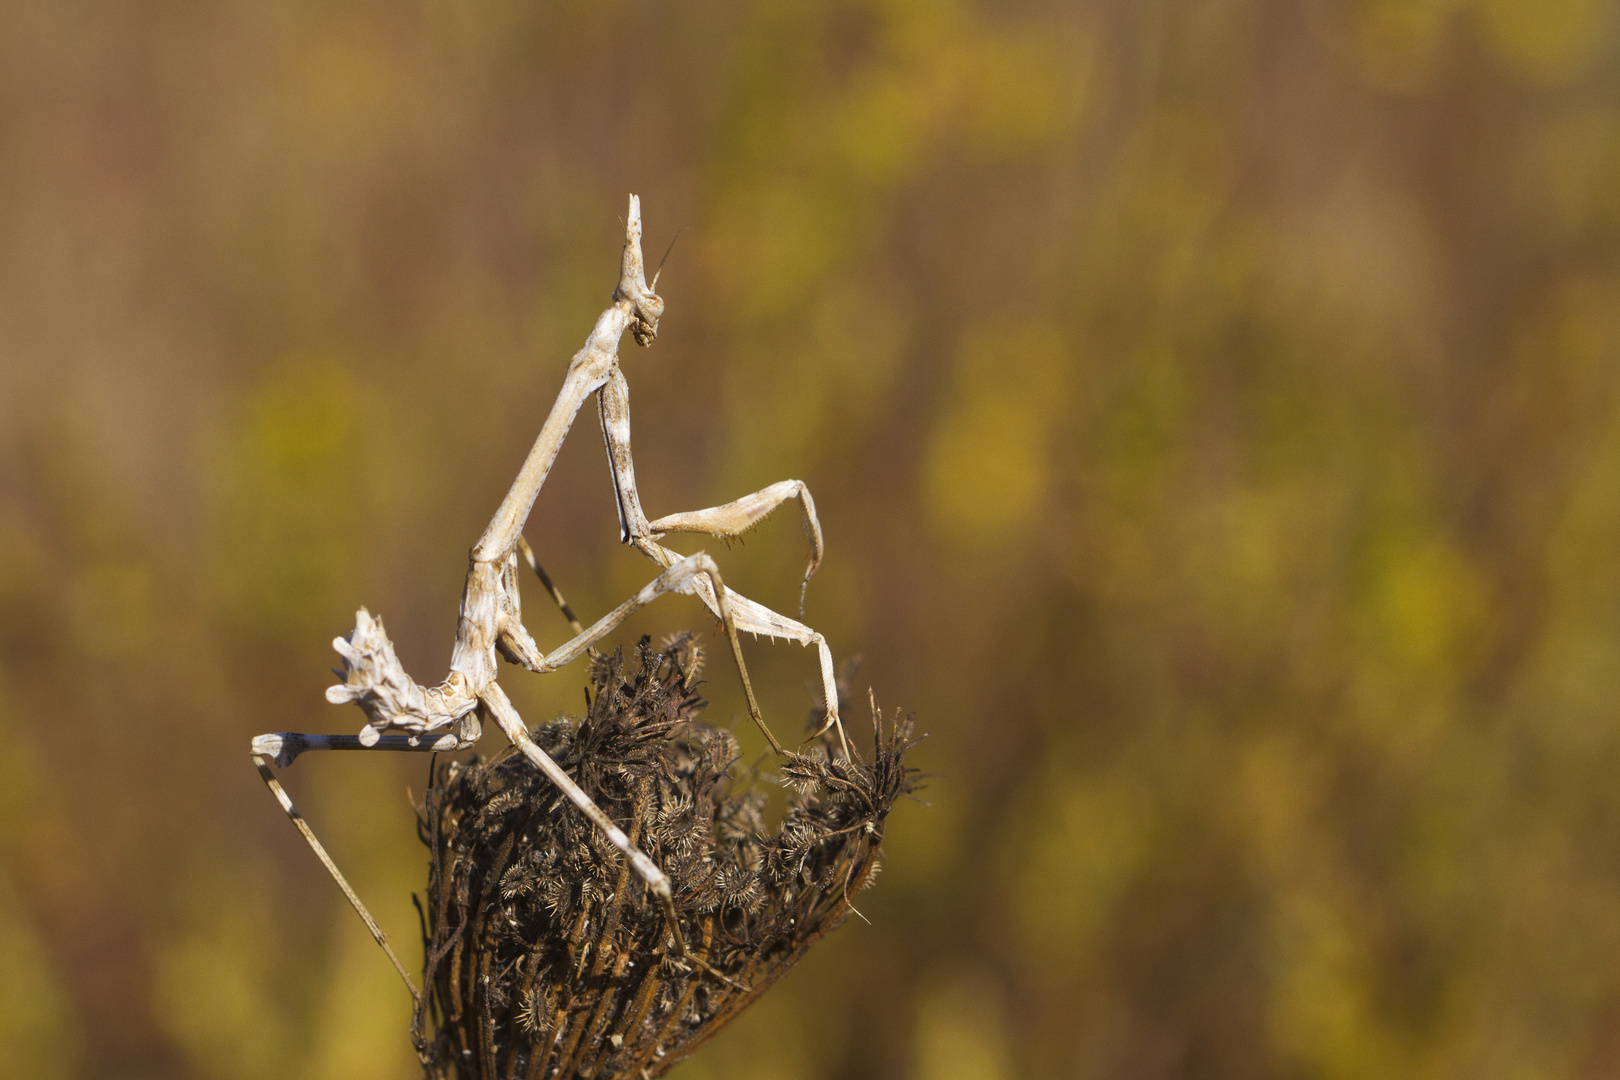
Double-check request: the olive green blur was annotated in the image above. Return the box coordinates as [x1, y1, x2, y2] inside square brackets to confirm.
[2, 1, 1619, 1078]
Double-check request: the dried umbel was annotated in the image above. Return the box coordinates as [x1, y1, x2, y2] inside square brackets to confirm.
[413, 636, 919, 1080]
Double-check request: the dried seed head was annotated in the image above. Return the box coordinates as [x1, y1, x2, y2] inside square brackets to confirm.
[412, 636, 920, 1080]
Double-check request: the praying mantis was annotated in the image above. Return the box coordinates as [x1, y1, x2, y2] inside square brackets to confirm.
[250, 195, 849, 996]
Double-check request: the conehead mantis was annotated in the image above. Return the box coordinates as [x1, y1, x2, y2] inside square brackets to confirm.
[251, 196, 849, 997]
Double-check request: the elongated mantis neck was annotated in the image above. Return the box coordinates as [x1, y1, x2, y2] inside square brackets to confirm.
[471, 194, 662, 564]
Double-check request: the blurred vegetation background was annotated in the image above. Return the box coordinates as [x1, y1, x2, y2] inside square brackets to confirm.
[3, 1, 1620, 1077]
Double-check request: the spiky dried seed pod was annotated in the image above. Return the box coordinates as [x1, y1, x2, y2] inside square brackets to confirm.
[413, 636, 920, 1080]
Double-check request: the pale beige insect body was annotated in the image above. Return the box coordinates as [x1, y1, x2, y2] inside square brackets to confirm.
[251, 197, 848, 995]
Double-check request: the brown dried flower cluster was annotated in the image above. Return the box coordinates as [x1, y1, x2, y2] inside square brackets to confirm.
[412, 635, 919, 1080]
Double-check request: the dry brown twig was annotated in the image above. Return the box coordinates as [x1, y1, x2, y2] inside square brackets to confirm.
[250, 197, 859, 1005]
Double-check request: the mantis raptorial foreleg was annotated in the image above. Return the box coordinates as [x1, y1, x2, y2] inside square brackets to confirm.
[596, 367, 849, 754]
[668, 570, 848, 756]
[649, 480, 824, 614]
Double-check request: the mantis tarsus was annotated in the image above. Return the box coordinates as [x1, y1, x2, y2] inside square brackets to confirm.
[250, 195, 849, 999]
